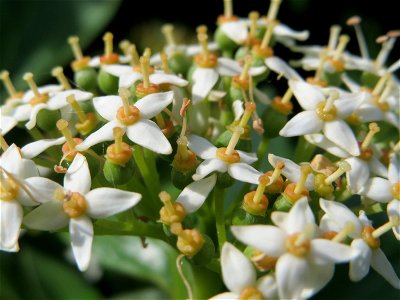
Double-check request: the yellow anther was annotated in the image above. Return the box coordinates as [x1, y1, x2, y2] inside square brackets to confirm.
[0, 173, 20, 201]
[0, 70, 18, 97]
[267, 0, 282, 22]
[260, 19, 278, 49]
[225, 126, 244, 155]
[143, 47, 151, 59]
[161, 24, 176, 46]
[239, 55, 253, 81]
[294, 164, 312, 195]
[346, 16, 361, 26]
[249, 11, 259, 37]
[119, 39, 131, 56]
[196, 25, 208, 35]
[103, 32, 114, 57]
[170, 223, 204, 257]
[332, 222, 356, 242]
[327, 25, 341, 51]
[119, 87, 132, 116]
[270, 161, 285, 183]
[161, 51, 170, 73]
[23, 72, 41, 98]
[372, 73, 391, 96]
[198, 32, 209, 57]
[239, 287, 264, 300]
[159, 191, 175, 216]
[128, 44, 140, 67]
[67, 36, 84, 60]
[333, 34, 350, 60]
[361, 123, 380, 150]
[51, 66, 71, 90]
[324, 161, 351, 185]
[140, 56, 150, 88]
[322, 90, 340, 113]
[57, 119, 76, 150]
[0, 133, 9, 151]
[239, 102, 256, 128]
[281, 87, 293, 104]
[376, 35, 388, 44]
[67, 94, 86, 123]
[223, 0, 233, 18]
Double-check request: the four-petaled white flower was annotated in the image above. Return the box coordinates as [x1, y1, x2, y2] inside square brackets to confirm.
[23, 153, 142, 271]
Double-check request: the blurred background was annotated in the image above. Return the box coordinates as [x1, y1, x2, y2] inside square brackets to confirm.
[0, 0, 399, 299]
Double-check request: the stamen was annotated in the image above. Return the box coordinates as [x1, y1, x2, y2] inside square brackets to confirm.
[270, 161, 285, 183]
[346, 16, 369, 59]
[323, 90, 340, 113]
[0, 70, 18, 97]
[159, 191, 175, 216]
[314, 50, 329, 80]
[294, 164, 312, 194]
[223, 0, 233, 18]
[57, 119, 76, 150]
[140, 56, 150, 88]
[332, 222, 355, 242]
[128, 44, 140, 67]
[196, 25, 208, 35]
[266, 0, 282, 22]
[372, 73, 391, 96]
[260, 20, 278, 49]
[225, 125, 244, 155]
[327, 25, 341, 51]
[113, 127, 124, 154]
[253, 175, 270, 204]
[239, 55, 253, 81]
[249, 11, 259, 37]
[67, 36, 84, 60]
[22, 72, 41, 98]
[103, 32, 114, 57]
[333, 34, 350, 60]
[155, 113, 166, 129]
[388, 58, 400, 73]
[295, 223, 316, 246]
[394, 140, 400, 153]
[161, 24, 176, 47]
[372, 218, 400, 239]
[143, 47, 151, 59]
[324, 161, 351, 185]
[0, 132, 9, 151]
[51, 66, 72, 90]
[375, 33, 397, 68]
[361, 122, 380, 151]
[119, 87, 132, 116]
[179, 98, 191, 138]
[281, 87, 293, 104]
[67, 94, 86, 123]
[161, 51, 170, 73]
[119, 39, 131, 56]
[239, 101, 256, 127]
[378, 80, 393, 104]
[198, 32, 209, 58]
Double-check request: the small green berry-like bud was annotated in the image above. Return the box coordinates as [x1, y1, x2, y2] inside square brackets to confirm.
[97, 68, 119, 94]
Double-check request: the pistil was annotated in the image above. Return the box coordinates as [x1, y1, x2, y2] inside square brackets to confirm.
[361, 123, 380, 151]
[294, 164, 312, 195]
[324, 161, 351, 185]
[52, 66, 72, 90]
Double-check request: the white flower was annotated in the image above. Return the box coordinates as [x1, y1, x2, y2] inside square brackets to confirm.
[23, 154, 141, 271]
[387, 199, 400, 240]
[187, 134, 259, 185]
[232, 198, 359, 299]
[210, 242, 278, 300]
[75, 90, 174, 154]
[265, 56, 303, 81]
[20, 137, 66, 159]
[319, 198, 400, 289]
[280, 80, 366, 156]
[0, 144, 39, 252]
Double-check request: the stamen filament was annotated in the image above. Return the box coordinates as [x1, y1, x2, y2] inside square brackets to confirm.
[223, 0, 233, 18]
[260, 20, 277, 49]
[324, 161, 351, 185]
[266, 0, 282, 22]
[239, 102, 256, 127]
[361, 122, 380, 150]
[119, 87, 132, 116]
[51, 67, 72, 90]
[198, 33, 209, 58]
[372, 219, 400, 239]
[388, 58, 400, 73]
[294, 164, 312, 194]
[346, 16, 369, 59]
[0, 70, 17, 97]
[378, 80, 393, 104]
[372, 73, 391, 96]
[253, 175, 270, 204]
[155, 113, 166, 129]
[281, 88, 293, 104]
[179, 98, 191, 138]
[332, 222, 355, 242]
[113, 127, 124, 154]
[270, 161, 285, 183]
[315, 50, 328, 79]
[225, 126, 244, 155]
[249, 11, 259, 37]
[161, 24, 176, 47]
[327, 25, 341, 51]
[239, 55, 253, 81]
[196, 25, 208, 35]
[57, 119, 76, 150]
[375, 35, 395, 68]
[103, 32, 114, 57]
[333, 34, 350, 60]
[0, 133, 9, 151]
[323, 90, 339, 113]
[67, 95, 86, 123]
[177, 136, 189, 160]
[119, 40, 131, 56]
[22, 72, 41, 98]
[161, 51, 170, 73]
[295, 224, 316, 246]
[129, 44, 140, 67]
[67, 36, 83, 60]
[140, 56, 150, 89]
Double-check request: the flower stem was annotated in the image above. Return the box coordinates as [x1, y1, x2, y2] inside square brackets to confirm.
[214, 186, 226, 253]
[293, 136, 315, 163]
[255, 136, 269, 169]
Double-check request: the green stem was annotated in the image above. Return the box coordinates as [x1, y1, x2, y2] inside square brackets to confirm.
[214, 186, 226, 253]
[144, 149, 160, 191]
[293, 136, 315, 163]
[255, 136, 269, 169]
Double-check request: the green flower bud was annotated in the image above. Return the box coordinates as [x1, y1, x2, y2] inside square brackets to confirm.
[74, 68, 97, 92]
[192, 234, 215, 265]
[103, 158, 135, 185]
[97, 69, 119, 95]
[232, 204, 267, 225]
[214, 26, 238, 52]
[261, 106, 288, 138]
[171, 168, 195, 190]
[216, 171, 234, 188]
[273, 194, 293, 212]
[169, 52, 191, 77]
[36, 109, 60, 131]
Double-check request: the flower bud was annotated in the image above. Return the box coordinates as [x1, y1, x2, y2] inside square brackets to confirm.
[97, 68, 119, 94]
[74, 68, 98, 92]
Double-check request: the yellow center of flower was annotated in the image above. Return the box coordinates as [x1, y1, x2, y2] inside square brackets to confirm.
[286, 232, 311, 257]
[116, 88, 141, 125]
[62, 192, 87, 218]
[361, 225, 380, 249]
[315, 91, 339, 121]
[216, 147, 240, 163]
[0, 175, 19, 201]
[106, 127, 132, 165]
[100, 32, 119, 64]
[392, 182, 400, 200]
[23, 72, 49, 106]
[239, 287, 264, 300]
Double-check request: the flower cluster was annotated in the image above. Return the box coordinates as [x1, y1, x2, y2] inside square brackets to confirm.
[1, 0, 399, 298]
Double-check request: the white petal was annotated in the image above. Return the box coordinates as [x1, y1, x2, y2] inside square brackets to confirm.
[70, 216, 93, 271]
[64, 153, 91, 194]
[369, 157, 388, 178]
[193, 159, 228, 181]
[75, 120, 121, 151]
[221, 242, 256, 293]
[176, 174, 217, 213]
[384, 111, 400, 128]
[188, 134, 217, 160]
[0, 115, 17, 135]
[0, 144, 23, 177]
[23, 201, 68, 230]
[119, 72, 143, 88]
[388, 200, 400, 240]
[126, 119, 172, 154]
[231, 225, 286, 257]
[22, 84, 62, 103]
[257, 275, 278, 299]
[311, 239, 360, 263]
[285, 198, 315, 234]
[388, 154, 399, 184]
[345, 157, 369, 193]
[300, 262, 335, 299]
[265, 56, 302, 80]
[149, 73, 188, 87]
[209, 292, 239, 300]
[335, 92, 366, 118]
[21, 159, 39, 179]
[192, 68, 219, 104]
[289, 80, 324, 110]
[249, 65, 267, 77]
[319, 198, 362, 238]
[232, 100, 244, 121]
[102, 65, 133, 77]
[280, 111, 324, 137]
[305, 134, 350, 158]
[323, 120, 360, 157]
[88, 56, 100, 67]
[361, 177, 392, 203]
[356, 104, 384, 123]
[220, 21, 248, 44]
[93, 95, 122, 121]
[236, 150, 258, 164]
[21, 137, 66, 159]
[0, 200, 22, 250]
[134, 91, 174, 119]
[47, 90, 93, 111]
[13, 104, 32, 122]
[85, 188, 141, 218]
[371, 248, 400, 289]
[270, 211, 288, 229]
[274, 24, 309, 41]
[228, 163, 262, 184]
[25, 103, 49, 130]
[25, 177, 63, 203]
[319, 214, 342, 233]
[349, 239, 372, 282]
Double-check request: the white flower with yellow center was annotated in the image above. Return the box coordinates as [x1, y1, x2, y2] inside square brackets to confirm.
[319, 199, 400, 288]
[0, 144, 39, 252]
[210, 242, 278, 300]
[23, 154, 142, 271]
[232, 198, 359, 299]
[280, 80, 366, 156]
[75, 88, 174, 154]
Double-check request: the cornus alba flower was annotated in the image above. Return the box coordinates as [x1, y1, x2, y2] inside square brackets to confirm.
[280, 80, 366, 156]
[210, 242, 278, 300]
[319, 199, 400, 288]
[23, 154, 142, 271]
[232, 198, 360, 299]
[75, 88, 174, 154]
[0, 144, 39, 252]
